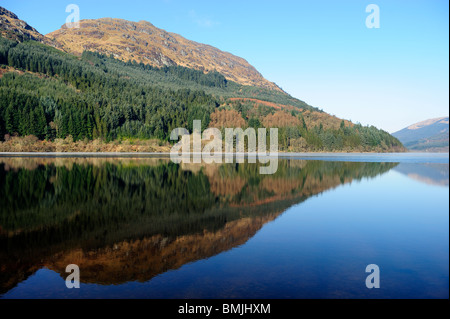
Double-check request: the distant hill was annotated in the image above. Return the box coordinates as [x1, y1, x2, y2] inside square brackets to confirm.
[393, 117, 449, 152]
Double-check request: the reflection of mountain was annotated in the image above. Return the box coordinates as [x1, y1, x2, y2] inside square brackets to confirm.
[394, 163, 449, 187]
[0, 158, 397, 294]
[46, 214, 280, 285]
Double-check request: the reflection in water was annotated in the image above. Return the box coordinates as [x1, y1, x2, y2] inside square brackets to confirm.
[394, 163, 449, 187]
[0, 158, 397, 295]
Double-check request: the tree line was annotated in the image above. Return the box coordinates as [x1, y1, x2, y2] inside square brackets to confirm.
[0, 38, 219, 141]
[0, 36, 404, 151]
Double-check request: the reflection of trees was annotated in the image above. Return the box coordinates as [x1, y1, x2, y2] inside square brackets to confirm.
[0, 159, 397, 294]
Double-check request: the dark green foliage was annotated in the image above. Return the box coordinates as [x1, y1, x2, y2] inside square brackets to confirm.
[248, 117, 262, 129]
[0, 39, 219, 141]
[293, 123, 403, 151]
[0, 37, 16, 65]
[0, 37, 404, 151]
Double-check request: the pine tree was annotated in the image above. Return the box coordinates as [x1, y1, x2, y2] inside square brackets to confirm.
[35, 105, 47, 139]
[86, 114, 93, 139]
[5, 104, 15, 134]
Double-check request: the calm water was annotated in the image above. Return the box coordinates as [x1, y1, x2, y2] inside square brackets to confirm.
[0, 154, 448, 299]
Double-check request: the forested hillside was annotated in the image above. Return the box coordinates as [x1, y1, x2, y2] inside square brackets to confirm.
[47, 17, 283, 92]
[0, 37, 405, 152]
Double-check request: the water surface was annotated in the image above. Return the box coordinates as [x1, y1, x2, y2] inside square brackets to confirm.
[0, 154, 448, 299]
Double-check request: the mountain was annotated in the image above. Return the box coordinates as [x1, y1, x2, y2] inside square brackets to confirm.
[393, 117, 449, 152]
[47, 18, 282, 92]
[0, 6, 60, 49]
[0, 6, 405, 153]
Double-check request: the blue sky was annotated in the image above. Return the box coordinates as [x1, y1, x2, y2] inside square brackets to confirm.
[2, 0, 449, 132]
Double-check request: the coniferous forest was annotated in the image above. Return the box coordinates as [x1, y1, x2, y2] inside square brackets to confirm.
[0, 36, 405, 152]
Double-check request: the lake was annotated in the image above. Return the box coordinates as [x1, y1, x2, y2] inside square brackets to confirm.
[0, 154, 448, 299]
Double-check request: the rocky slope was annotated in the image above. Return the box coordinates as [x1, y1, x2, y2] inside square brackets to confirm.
[47, 18, 282, 92]
[2, 6, 280, 92]
[0, 6, 60, 48]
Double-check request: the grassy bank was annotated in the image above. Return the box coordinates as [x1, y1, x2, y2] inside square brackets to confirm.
[0, 134, 406, 153]
[0, 135, 172, 153]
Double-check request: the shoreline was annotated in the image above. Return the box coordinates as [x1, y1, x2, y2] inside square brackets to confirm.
[0, 151, 448, 164]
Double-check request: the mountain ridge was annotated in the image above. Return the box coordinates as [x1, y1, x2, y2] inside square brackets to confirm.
[0, 6, 61, 49]
[47, 17, 283, 92]
[393, 117, 449, 152]
[406, 117, 449, 130]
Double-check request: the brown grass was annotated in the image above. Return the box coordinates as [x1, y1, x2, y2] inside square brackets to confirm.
[47, 19, 282, 91]
[0, 135, 171, 153]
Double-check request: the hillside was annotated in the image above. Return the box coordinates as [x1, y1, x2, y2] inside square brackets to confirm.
[0, 6, 405, 153]
[47, 18, 282, 92]
[0, 6, 60, 49]
[393, 117, 449, 152]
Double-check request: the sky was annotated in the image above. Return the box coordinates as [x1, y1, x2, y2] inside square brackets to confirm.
[1, 0, 449, 133]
